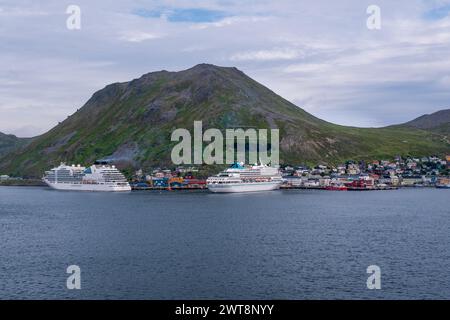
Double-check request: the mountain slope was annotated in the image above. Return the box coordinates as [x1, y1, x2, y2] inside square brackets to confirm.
[0, 64, 449, 178]
[402, 109, 450, 133]
[0, 132, 30, 158]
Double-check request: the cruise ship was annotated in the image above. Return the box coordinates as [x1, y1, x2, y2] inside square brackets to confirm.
[43, 162, 131, 191]
[207, 162, 283, 193]
[436, 177, 450, 189]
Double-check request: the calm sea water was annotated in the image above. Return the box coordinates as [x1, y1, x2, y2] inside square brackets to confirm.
[0, 186, 449, 299]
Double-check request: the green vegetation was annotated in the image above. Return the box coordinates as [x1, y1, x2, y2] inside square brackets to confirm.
[0, 132, 31, 158]
[0, 64, 449, 178]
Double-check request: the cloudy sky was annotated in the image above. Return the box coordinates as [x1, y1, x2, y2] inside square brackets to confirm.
[1, 0, 450, 137]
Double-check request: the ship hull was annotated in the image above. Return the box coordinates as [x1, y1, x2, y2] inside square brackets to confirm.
[44, 181, 131, 192]
[325, 186, 348, 191]
[207, 181, 281, 193]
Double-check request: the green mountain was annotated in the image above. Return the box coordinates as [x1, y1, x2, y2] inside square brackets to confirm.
[403, 108, 450, 129]
[0, 64, 449, 178]
[0, 132, 30, 158]
[400, 109, 450, 135]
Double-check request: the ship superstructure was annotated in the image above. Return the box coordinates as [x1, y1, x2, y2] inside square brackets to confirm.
[43, 163, 131, 191]
[207, 162, 282, 193]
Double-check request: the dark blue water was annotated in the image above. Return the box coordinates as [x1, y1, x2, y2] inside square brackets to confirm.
[0, 186, 449, 299]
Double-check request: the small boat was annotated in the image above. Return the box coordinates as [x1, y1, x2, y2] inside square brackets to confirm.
[436, 178, 450, 188]
[325, 185, 348, 191]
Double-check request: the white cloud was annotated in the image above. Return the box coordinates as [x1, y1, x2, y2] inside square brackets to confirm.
[119, 31, 163, 42]
[438, 75, 450, 88]
[230, 48, 304, 61]
[283, 63, 330, 73]
[0, 6, 48, 16]
[2, 0, 450, 135]
[191, 16, 271, 29]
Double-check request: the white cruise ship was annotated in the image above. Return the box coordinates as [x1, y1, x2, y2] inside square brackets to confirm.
[207, 162, 283, 193]
[43, 162, 131, 192]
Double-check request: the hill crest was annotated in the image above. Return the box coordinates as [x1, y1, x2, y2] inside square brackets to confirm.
[0, 64, 449, 177]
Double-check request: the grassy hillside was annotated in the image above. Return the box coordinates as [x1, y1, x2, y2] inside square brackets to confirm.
[402, 109, 450, 130]
[0, 64, 449, 178]
[0, 132, 30, 158]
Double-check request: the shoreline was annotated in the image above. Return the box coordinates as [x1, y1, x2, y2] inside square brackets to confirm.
[1, 182, 443, 191]
[0, 180, 46, 187]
